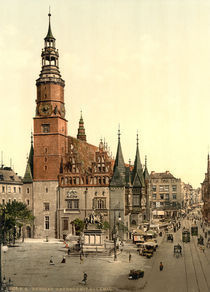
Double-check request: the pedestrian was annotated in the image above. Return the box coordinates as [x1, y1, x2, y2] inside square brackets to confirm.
[82, 272, 87, 285]
[159, 262, 163, 271]
[129, 253, 131, 263]
[49, 256, 55, 265]
[61, 256, 66, 263]
[80, 253, 83, 264]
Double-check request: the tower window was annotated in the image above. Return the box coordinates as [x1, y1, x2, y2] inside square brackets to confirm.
[27, 188, 30, 194]
[45, 147, 48, 153]
[45, 166, 47, 171]
[46, 187, 48, 193]
[42, 124, 50, 133]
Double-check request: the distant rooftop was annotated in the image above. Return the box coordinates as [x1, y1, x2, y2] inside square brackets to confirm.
[0, 166, 22, 184]
[150, 171, 178, 180]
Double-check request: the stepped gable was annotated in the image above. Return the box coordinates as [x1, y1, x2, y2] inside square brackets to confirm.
[66, 136, 98, 172]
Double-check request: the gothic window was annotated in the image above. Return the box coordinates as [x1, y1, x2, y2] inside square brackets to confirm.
[27, 188, 30, 194]
[45, 216, 49, 230]
[97, 199, 105, 209]
[67, 199, 79, 209]
[103, 177, 106, 184]
[133, 195, 140, 206]
[44, 147, 48, 153]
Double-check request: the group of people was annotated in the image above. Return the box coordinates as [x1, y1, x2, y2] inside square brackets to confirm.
[49, 256, 88, 284]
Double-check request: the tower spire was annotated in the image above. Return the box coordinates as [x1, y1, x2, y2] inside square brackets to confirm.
[110, 128, 125, 187]
[143, 155, 150, 183]
[77, 111, 87, 142]
[132, 133, 144, 187]
[46, 7, 54, 39]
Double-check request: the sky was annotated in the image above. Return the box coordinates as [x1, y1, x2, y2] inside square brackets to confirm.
[0, 0, 210, 188]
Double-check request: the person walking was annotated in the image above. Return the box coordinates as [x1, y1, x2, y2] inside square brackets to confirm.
[61, 256, 66, 263]
[82, 272, 87, 285]
[49, 256, 55, 265]
[159, 262, 163, 271]
[129, 253, 131, 263]
[80, 252, 83, 264]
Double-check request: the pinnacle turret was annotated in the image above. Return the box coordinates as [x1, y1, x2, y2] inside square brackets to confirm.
[132, 133, 144, 187]
[143, 155, 150, 183]
[110, 129, 126, 187]
[77, 111, 87, 142]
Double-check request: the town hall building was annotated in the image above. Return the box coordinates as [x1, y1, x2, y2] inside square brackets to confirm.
[23, 13, 150, 239]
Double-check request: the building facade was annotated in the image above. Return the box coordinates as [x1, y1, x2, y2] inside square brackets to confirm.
[149, 171, 182, 219]
[201, 154, 210, 224]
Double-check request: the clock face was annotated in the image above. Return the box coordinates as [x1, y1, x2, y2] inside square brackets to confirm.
[38, 103, 52, 116]
[60, 104, 65, 118]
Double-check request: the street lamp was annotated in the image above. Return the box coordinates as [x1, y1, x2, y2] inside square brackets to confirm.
[113, 211, 121, 261]
[113, 211, 117, 261]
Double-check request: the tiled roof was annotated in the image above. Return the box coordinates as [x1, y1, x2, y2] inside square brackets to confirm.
[0, 167, 22, 185]
[150, 171, 176, 179]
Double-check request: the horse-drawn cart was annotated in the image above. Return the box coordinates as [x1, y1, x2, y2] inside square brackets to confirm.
[174, 244, 182, 257]
[128, 270, 144, 280]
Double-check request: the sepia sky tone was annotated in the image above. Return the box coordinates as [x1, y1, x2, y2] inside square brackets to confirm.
[0, 0, 210, 188]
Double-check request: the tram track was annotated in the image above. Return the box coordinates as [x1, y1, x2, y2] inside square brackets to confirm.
[184, 220, 209, 292]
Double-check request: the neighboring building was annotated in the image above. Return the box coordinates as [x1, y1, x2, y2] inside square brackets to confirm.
[149, 171, 182, 219]
[181, 182, 193, 210]
[201, 154, 210, 224]
[0, 166, 23, 205]
[23, 13, 150, 239]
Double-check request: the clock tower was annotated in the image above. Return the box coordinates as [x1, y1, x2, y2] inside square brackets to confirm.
[33, 12, 67, 181]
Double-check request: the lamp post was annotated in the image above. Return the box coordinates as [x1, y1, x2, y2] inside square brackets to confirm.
[113, 211, 117, 261]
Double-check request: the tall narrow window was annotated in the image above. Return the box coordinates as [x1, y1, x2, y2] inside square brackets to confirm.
[45, 216, 49, 230]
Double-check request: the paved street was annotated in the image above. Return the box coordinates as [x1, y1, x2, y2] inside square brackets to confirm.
[3, 218, 210, 292]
